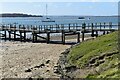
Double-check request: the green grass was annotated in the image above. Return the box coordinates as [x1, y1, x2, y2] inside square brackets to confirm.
[67, 31, 119, 78]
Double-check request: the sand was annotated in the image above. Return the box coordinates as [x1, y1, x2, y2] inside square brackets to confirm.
[0, 37, 94, 78]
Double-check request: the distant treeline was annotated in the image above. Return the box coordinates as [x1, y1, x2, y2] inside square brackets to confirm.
[0, 13, 43, 17]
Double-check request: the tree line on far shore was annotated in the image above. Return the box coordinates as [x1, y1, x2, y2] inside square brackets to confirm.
[0, 13, 43, 17]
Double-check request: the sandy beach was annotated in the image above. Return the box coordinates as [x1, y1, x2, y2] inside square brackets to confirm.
[0, 36, 94, 78]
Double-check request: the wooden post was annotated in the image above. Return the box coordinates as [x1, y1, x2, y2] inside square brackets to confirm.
[4, 30, 6, 41]
[88, 23, 90, 29]
[91, 23, 94, 37]
[14, 25, 16, 40]
[46, 32, 50, 43]
[62, 30, 65, 44]
[14, 31, 16, 40]
[24, 31, 26, 42]
[109, 22, 112, 31]
[20, 32, 22, 42]
[103, 22, 106, 35]
[32, 32, 35, 43]
[73, 23, 75, 30]
[35, 33, 37, 42]
[41, 25, 43, 31]
[77, 32, 80, 43]
[96, 31, 98, 37]
[100, 23, 101, 31]
[8, 31, 11, 41]
[39, 25, 41, 32]
[44, 25, 46, 31]
[95, 23, 98, 37]
[82, 23, 86, 41]
[76, 23, 78, 30]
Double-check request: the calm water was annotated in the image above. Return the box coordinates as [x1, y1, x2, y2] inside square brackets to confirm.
[0, 16, 118, 41]
[0, 16, 118, 26]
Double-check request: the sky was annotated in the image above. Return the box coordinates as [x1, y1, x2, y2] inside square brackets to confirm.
[0, 0, 119, 16]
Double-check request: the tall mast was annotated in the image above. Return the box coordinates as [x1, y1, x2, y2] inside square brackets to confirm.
[46, 4, 47, 18]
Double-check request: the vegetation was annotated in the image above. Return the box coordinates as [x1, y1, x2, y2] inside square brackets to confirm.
[67, 31, 120, 78]
[0, 13, 43, 17]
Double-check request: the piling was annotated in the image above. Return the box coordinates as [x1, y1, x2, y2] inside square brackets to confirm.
[91, 23, 94, 37]
[4, 30, 6, 40]
[62, 30, 65, 44]
[8, 31, 11, 41]
[77, 32, 80, 43]
[82, 23, 86, 41]
[20, 32, 22, 42]
[46, 32, 50, 43]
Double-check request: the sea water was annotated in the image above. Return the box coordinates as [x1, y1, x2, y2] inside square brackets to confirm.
[0, 16, 118, 26]
[0, 16, 118, 40]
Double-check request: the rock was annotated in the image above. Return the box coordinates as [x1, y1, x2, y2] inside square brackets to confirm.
[25, 69, 31, 72]
[34, 63, 45, 68]
[46, 60, 50, 64]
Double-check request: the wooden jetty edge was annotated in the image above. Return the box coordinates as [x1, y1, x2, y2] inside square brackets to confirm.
[0, 22, 118, 44]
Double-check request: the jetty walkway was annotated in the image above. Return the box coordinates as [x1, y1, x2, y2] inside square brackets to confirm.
[0, 22, 118, 44]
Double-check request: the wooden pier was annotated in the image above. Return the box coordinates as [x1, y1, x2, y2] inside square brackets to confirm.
[0, 22, 118, 44]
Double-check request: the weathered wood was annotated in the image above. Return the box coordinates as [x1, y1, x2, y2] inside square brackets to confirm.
[24, 31, 26, 42]
[32, 32, 35, 43]
[82, 23, 86, 41]
[14, 31, 16, 40]
[62, 30, 65, 44]
[20, 32, 22, 42]
[4, 30, 6, 40]
[35, 33, 37, 42]
[77, 32, 80, 43]
[91, 23, 94, 37]
[0, 22, 117, 44]
[103, 22, 106, 34]
[46, 32, 50, 43]
[8, 31, 11, 41]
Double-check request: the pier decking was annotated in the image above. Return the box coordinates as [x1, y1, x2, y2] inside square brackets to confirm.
[0, 22, 118, 44]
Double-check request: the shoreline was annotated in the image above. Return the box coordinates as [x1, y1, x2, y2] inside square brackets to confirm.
[0, 35, 95, 78]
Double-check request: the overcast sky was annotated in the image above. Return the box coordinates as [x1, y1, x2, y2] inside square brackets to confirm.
[0, 0, 119, 16]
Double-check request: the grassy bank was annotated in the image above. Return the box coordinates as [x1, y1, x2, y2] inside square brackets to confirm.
[67, 31, 120, 78]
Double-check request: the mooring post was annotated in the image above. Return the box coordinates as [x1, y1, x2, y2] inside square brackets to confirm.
[91, 23, 94, 37]
[103, 22, 106, 35]
[77, 32, 80, 43]
[82, 23, 86, 42]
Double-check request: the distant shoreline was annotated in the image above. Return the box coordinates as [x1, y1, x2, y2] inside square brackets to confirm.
[0, 13, 43, 17]
[0, 13, 118, 17]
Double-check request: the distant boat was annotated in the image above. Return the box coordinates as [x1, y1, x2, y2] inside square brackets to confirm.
[42, 4, 55, 22]
[78, 17, 85, 20]
[88, 18, 91, 20]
